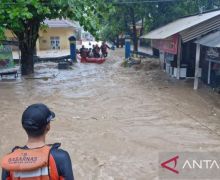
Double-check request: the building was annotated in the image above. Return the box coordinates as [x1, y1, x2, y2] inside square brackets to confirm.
[80, 29, 94, 41]
[38, 19, 80, 50]
[194, 31, 220, 90]
[141, 9, 220, 83]
[5, 19, 80, 51]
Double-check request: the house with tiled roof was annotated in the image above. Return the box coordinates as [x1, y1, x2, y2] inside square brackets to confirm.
[5, 19, 80, 51]
[38, 19, 80, 50]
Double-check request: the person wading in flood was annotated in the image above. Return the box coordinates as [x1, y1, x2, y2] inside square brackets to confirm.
[100, 42, 110, 57]
[1, 103, 74, 180]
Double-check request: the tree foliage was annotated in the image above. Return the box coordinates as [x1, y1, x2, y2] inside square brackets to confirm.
[147, 0, 220, 30]
[0, 27, 5, 41]
[0, 0, 106, 37]
[100, 0, 220, 50]
[99, 6, 126, 42]
[99, 3, 151, 50]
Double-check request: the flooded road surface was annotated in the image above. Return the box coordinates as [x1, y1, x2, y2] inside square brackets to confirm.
[1, 49, 220, 179]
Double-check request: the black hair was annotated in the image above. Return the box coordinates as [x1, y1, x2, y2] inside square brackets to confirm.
[22, 124, 48, 137]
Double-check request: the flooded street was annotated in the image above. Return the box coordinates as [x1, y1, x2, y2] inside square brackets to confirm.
[1, 49, 220, 180]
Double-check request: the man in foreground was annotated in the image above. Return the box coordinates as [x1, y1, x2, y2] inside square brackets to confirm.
[1, 103, 74, 180]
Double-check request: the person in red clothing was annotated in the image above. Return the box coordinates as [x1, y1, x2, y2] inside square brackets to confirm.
[1, 103, 74, 180]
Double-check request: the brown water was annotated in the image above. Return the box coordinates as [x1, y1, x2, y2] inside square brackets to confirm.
[1, 49, 220, 180]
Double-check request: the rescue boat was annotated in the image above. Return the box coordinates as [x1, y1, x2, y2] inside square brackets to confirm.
[80, 57, 106, 64]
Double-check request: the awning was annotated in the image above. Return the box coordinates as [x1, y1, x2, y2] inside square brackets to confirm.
[195, 31, 220, 47]
[141, 10, 220, 42]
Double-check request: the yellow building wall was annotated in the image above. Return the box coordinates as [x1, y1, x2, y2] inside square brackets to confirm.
[5, 30, 15, 39]
[5, 28, 75, 51]
[36, 39, 40, 51]
[4, 30, 20, 50]
[5, 30, 40, 51]
[39, 28, 74, 50]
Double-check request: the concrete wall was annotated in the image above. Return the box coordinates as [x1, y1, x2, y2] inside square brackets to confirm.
[39, 28, 75, 50]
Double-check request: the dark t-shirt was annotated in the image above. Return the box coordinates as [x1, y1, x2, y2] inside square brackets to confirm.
[1, 144, 74, 180]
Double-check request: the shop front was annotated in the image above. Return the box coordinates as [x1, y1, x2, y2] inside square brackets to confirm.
[201, 47, 220, 88]
[141, 10, 220, 84]
[194, 31, 220, 90]
[152, 34, 187, 78]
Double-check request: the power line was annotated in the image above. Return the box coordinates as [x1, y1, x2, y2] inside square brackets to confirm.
[0, 2, 73, 5]
[107, 0, 182, 4]
[0, 0, 181, 5]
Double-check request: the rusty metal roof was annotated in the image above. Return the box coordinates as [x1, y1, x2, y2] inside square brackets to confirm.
[141, 10, 220, 40]
[195, 31, 220, 47]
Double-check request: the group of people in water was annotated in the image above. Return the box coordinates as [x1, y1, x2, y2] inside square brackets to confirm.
[79, 42, 110, 58]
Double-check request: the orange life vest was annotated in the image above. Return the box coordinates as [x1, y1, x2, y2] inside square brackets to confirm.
[1, 145, 60, 180]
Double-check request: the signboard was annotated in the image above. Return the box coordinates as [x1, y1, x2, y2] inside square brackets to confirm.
[0, 45, 14, 70]
[205, 47, 220, 63]
[152, 34, 178, 55]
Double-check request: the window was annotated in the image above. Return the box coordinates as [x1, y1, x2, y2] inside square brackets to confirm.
[50, 36, 60, 50]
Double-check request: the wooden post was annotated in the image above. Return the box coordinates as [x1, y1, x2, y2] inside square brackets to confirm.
[194, 43, 201, 90]
[177, 35, 182, 80]
[208, 61, 211, 84]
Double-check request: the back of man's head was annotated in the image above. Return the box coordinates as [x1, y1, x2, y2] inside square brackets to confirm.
[22, 103, 55, 137]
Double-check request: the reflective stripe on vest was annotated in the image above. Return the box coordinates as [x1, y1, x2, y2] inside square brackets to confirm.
[14, 166, 48, 178]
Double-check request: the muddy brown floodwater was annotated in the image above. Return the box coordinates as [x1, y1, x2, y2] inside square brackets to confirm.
[1, 49, 220, 180]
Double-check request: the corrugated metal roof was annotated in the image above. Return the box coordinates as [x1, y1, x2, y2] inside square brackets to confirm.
[195, 31, 220, 47]
[44, 19, 78, 28]
[180, 15, 220, 42]
[141, 10, 220, 40]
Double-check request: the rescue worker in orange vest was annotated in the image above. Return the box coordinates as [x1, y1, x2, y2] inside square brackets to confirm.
[1, 103, 74, 180]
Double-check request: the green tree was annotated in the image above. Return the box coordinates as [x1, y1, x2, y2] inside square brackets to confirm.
[100, 0, 220, 51]
[0, 27, 5, 41]
[99, 6, 127, 47]
[148, 0, 220, 30]
[0, 0, 106, 75]
[100, 4, 147, 51]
